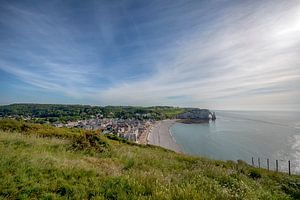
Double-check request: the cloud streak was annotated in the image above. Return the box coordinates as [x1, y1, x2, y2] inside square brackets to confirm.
[100, 0, 300, 110]
[0, 0, 299, 110]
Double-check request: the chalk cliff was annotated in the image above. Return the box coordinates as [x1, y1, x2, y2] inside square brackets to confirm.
[177, 108, 216, 123]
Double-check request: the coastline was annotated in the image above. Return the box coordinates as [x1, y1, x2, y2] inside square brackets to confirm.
[147, 119, 182, 153]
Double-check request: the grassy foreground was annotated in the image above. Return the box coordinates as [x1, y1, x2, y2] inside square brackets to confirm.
[0, 120, 299, 199]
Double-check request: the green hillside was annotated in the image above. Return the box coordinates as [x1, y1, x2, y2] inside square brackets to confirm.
[0, 120, 299, 199]
[0, 104, 187, 123]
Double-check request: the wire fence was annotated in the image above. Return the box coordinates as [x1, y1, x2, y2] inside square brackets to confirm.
[247, 157, 300, 175]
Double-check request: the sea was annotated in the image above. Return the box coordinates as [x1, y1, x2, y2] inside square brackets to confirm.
[170, 111, 300, 174]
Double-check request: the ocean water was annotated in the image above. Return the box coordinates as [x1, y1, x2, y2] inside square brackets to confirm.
[171, 111, 300, 173]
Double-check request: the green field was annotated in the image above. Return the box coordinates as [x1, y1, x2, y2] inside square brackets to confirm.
[0, 120, 299, 199]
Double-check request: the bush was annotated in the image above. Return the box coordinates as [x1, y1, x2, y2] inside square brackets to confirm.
[281, 179, 300, 199]
[0, 119, 23, 132]
[248, 169, 262, 179]
[106, 134, 138, 146]
[71, 132, 109, 152]
[0, 119, 81, 138]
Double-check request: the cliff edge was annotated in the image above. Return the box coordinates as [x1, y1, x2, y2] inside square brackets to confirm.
[176, 108, 216, 123]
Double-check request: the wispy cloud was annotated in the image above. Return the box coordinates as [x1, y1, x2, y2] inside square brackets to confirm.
[0, 0, 299, 110]
[99, 0, 300, 110]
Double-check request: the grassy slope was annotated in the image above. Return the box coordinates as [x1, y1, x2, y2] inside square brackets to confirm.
[0, 123, 299, 199]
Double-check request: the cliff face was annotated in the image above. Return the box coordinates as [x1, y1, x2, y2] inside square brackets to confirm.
[177, 109, 216, 121]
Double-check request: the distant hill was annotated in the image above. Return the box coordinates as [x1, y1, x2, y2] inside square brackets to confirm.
[0, 103, 187, 123]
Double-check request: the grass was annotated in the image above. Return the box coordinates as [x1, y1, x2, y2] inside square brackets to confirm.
[0, 119, 299, 199]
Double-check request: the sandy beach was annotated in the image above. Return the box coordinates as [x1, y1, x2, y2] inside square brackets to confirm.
[147, 119, 181, 153]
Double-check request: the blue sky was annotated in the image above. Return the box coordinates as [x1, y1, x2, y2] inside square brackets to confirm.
[0, 0, 300, 110]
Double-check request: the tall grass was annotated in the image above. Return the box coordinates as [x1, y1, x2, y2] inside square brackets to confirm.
[0, 119, 84, 138]
[0, 119, 299, 199]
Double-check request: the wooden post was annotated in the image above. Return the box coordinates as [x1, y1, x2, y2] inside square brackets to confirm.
[252, 157, 254, 166]
[276, 160, 278, 172]
[258, 157, 260, 168]
[267, 158, 269, 171]
[288, 160, 291, 175]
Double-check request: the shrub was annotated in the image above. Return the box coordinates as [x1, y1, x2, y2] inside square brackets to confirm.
[0, 119, 81, 138]
[281, 179, 300, 199]
[71, 132, 109, 153]
[248, 169, 262, 179]
[106, 134, 138, 146]
[0, 119, 23, 132]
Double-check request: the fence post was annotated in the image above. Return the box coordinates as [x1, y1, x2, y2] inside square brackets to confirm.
[258, 157, 260, 168]
[276, 160, 278, 172]
[267, 158, 269, 171]
[252, 157, 254, 166]
[288, 160, 291, 175]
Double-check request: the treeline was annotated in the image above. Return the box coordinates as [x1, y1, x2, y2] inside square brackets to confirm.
[0, 104, 187, 123]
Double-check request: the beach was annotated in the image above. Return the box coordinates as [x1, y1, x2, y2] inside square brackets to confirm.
[147, 119, 181, 153]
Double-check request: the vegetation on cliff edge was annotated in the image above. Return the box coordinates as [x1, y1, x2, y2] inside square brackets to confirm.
[0, 119, 299, 199]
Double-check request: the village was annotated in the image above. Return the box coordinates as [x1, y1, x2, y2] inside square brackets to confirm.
[53, 115, 155, 144]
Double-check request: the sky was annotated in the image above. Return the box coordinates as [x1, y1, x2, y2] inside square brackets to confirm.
[0, 0, 300, 110]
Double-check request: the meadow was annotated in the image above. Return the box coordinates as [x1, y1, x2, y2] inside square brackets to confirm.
[0, 119, 299, 199]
